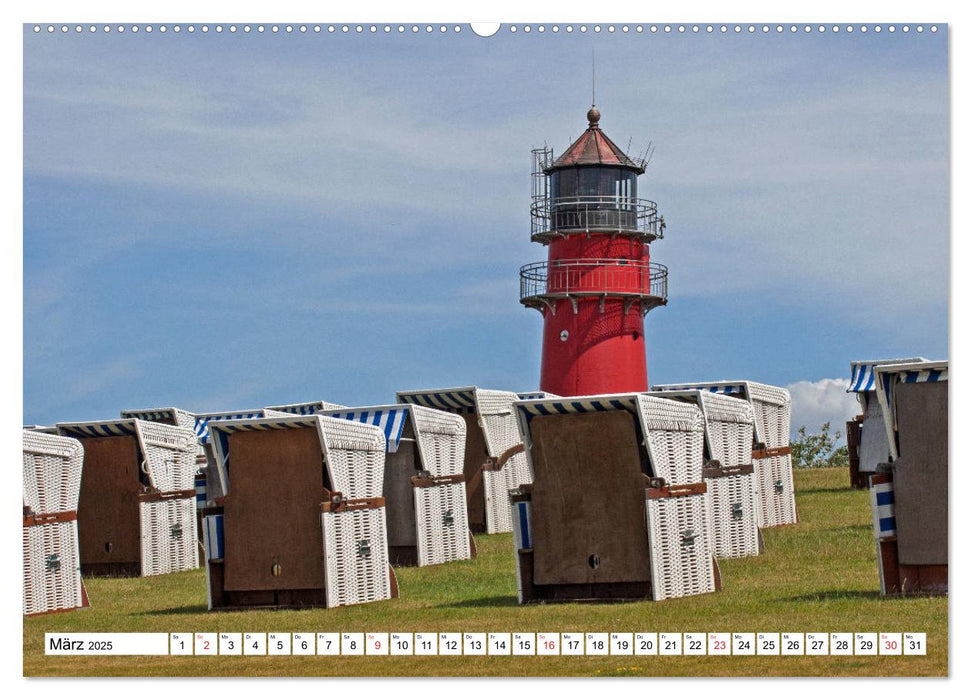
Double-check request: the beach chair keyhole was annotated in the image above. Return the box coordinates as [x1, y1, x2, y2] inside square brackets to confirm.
[588, 554, 600, 569]
[45, 553, 61, 572]
[443, 510, 454, 527]
[170, 523, 183, 539]
[357, 539, 372, 558]
[681, 529, 696, 547]
[731, 503, 744, 520]
[774, 479, 784, 494]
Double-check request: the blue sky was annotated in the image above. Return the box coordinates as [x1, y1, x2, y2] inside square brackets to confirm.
[22, 25, 949, 435]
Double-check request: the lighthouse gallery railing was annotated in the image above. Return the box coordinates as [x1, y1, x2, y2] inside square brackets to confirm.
[530, 195, 662, 242]
[519, 259, 668, 313]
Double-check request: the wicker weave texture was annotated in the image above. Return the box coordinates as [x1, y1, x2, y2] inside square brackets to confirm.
[706, 419, 755, 469]
[753, 454, 798, 527]
[137, 421, 198, 493]
[475, 390, 522, 458]
[645, 493, 716, 601]
[317, 417, 386, 499]
[638, 396, 706, 484]
[411, 406, 466, 478]
[321, 508, 392, 607]
[139, 498, 199, 576]
[705, 473, 761, 558]
[23, 521, 84, 616]
[751, 400, 791, 450]
[23, 431, 83, 515]
[414, 482, 472, 566]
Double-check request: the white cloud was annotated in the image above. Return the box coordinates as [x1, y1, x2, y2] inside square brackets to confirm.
[786, 377, 861, 444]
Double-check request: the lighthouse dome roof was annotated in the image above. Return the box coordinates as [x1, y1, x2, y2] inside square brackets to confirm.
[546, 107, 646, 174]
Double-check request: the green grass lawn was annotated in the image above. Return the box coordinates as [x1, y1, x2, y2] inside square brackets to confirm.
[23, 467, 947, 677]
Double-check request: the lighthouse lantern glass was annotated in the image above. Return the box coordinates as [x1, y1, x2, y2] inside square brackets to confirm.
[550, 166, 638, 232]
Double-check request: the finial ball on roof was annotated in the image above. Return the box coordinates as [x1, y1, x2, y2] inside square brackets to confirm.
[587, 106, 601, 126]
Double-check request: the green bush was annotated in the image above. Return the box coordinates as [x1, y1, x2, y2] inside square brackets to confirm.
[791, 422, 849, 468]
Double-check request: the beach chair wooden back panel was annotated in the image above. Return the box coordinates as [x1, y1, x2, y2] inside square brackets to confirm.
[76, 436, 144, 573]
[223, 427, 327, 591]
[23, 432, 87, 616]
[461, 413, 489, 531]
[638, 396, 706, 484]
[384, 441, 419, 549]
[645, 489, 717, 600]
[892, 380, 947, 566]
[529, 411, 650, 586]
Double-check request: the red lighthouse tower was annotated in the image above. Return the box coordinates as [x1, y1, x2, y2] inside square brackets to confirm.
[520, 106, 667, 396]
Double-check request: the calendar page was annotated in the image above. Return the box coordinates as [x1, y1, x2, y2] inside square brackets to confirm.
[20, 4, 950, 684]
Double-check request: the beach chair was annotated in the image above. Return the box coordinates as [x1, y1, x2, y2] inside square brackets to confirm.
[55, 419, 199, 577]
[870, 360, 947, 595]
[845, 358, 927, 488]
[203, 415, 395, 609]
[647, 390, 762, 559]
[396, 387, 531, 534]
[23, 431, 88, 616]
[654, 381, 798, 528]
[191, 408, 291, 503]
[320, 404, 472, 567]
[265, 400, 346, 415]
[511, 393, 718, 603]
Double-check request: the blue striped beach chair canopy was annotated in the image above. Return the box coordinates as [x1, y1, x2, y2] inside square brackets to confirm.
[317, 404, 414, 453]
[873, 360, 948, 460]
[847, 358, 928, 393]
[653, 381, 790, 407]
[396, 387, 479, 414]
[397, 386, 522, 460]
[208, 414, 386, 498]
[516, 391, 561, 401]
[120, 407, 197, 432]
[264, 400, 346, 416]
[193, 408, 290, 445]
[55, 418, 197, 492]
[319, 404, 467, 479]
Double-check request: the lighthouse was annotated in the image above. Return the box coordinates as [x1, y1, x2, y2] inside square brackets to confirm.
[520, 105, 667, 396]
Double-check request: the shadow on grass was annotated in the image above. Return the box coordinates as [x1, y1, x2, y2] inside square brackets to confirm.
[143, 604, 210, 615]
[780, 590, 883, 603]
[797, 487, 857, 495]
[435, 595, 518, 609]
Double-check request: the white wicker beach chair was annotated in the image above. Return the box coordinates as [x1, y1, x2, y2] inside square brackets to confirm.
[121, 407, 208, 512]
[320, 404, 472, 567]
[647, 390, 761, 559]
[55, 419, 199, 577]
[396, 387, 531, 535]
[653, 381, 798, 528]
[512, 393, 717, 603]
[204, 415, 394, 609]
[23, 431, 88, 616]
